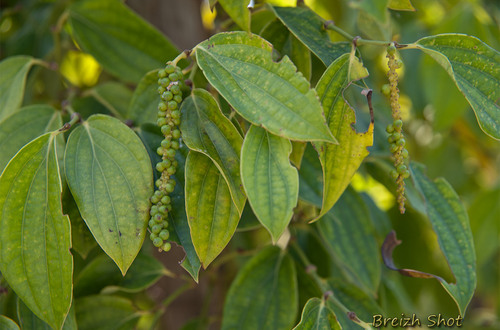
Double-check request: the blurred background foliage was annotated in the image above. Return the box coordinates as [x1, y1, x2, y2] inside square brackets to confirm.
[0, 0, 498, 328]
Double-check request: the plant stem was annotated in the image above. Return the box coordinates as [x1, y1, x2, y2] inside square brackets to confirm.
[324, 20, 355, 41]
[290, 242, 374, 329]
[58, 111, 81, 132]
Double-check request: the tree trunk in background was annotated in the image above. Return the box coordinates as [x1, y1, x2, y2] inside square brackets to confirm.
[123, 2, 220, 329]
[126, 0, 208, 50]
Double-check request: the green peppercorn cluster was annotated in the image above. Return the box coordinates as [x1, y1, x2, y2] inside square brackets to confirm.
[386, 44, 409, 214]
[148, 62, 186, 252]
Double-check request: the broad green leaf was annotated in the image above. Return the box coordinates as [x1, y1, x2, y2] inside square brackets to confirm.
[241, 125, 298, 242]
[75, 295, 139, 330]
[68, 0, 178, 83]
[0, 132, 72, 330]
[298, 143, 323, 207]
[219, 0, 250, 32]
[410, 163, 476, 315]
[388, 0, 415, 11]
[74, 253, 167, 297]
[90, 82, 133, 120]
[136, 125, 201, 281]
[260, 19, 311, 80]
[0, 316, 19, 330]
[17, 298, 77, 330]
[128, 70, 159, 125]
[313, 54, 373, 220]
[411, 34, 500, 140]
[180, 89, 245, 214]
[185, 151, 240, 268]
[326, 278, 383, 328]
[271, 6, 351, 66]
[62, 187, 97, 259]
[195, 32, 335, 143]
[64, 114, 153, 275]
[221, 246, 298, 330]
[293, 297, 341, 330]
[0, 56, 35, 122]
[0, 105, 62, 173]
[317, 187, 380, 296]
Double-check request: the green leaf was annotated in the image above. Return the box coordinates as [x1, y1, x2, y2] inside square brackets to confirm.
[64, 114, 153, 275]
[180, 89, 246, 214]
[293, 297, 341, 330]
[195, 31, 335, 143]
[17, 298, 77, 330]
[0, 56, 36, 123]
[298, 143, 323, 207]
[410, 163, 476, 315]
[326, 278, 383, 328]
[185, 151, 240, 268]
[317, 187, 381, 296]
[0, 132, 72, 330]
[313, 54, 373, 220]
[221, 246, 298, 330]
[219, 0, 250, 32]
[128, 70, 159, 126]
[74, 253, 167, 297]
[68, 0, 178, 83]
[412, 34, 500, 140]
[241, 125, 298, 242]
[0, 105, 62, 173]
[271, 6, 351, 66]
[75, 295, 139, 330]
[0, 316, 19, 330]
[136, 126, 201, 281]
[90, 82, 133, 120]
[388, 0, 415, 11]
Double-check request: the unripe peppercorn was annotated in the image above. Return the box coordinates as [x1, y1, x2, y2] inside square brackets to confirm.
[152, 224, 162, 234]
[167, 101, 178, 110]
[171, 84, 181, 95]
[174, 95, 183, 103]
[165, 64, 175, 74]
[149, 59, 188, 252]
[159, 230, 170, 240]
[162, 91, 173, 101]
[153, 237, 163, 247]
[161, 242, 171, 252]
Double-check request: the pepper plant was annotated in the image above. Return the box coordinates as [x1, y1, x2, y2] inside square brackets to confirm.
[0, 0, 499, 329]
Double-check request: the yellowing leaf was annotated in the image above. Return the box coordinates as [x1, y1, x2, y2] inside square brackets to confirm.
[312, 54, 373, 221]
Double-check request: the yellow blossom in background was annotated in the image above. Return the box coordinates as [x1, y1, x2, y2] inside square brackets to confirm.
[60, 50, 101, 87]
